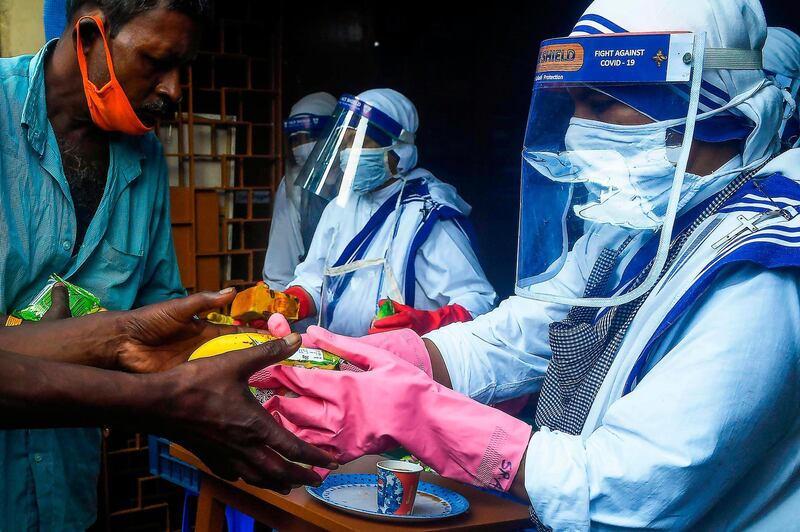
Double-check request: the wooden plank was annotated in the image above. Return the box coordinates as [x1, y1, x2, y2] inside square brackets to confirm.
[195, 190, 220, 253]
[195, 481, 226, 532]
[169, 186, 193, 223]
[196, 257, 221, 292]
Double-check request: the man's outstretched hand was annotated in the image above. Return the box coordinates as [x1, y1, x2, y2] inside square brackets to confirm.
[114, 288, 262, 373]
[154, 333, 338, 492]
[0, 328, 338, 493]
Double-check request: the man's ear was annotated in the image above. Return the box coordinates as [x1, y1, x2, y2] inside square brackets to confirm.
[73, 15, 104, 51]
[73, 14, 111, 87]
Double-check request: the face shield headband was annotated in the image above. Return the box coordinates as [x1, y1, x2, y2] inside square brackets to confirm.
[283, 114, 333, 137]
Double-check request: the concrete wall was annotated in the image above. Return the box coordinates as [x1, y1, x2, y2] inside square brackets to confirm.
[0, 0, 44, 57]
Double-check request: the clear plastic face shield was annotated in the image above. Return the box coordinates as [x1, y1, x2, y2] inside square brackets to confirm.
[294, 95, 415, 207]
[515, 32, 763, 307]
[283, 114, 332, 250]
[283, 114, 331, 172]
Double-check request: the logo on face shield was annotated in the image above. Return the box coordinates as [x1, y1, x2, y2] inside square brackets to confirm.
[537, 43, 585, 73]
[652, 49, 668, 67]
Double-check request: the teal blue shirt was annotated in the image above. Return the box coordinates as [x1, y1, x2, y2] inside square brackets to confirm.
[0, 41, 185, 531]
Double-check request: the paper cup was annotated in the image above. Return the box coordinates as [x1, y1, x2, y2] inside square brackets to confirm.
[376, 460, 423, 515]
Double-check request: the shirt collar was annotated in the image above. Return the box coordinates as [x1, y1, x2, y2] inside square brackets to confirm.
[21, 39, 59, 156]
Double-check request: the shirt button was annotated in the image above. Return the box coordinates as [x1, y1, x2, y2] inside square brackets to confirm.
[62, 240, 71, 251]
[33, 454, 43, 463]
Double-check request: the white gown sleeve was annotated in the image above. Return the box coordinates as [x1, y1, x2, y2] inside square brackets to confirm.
[263, 178, 304, 291]
[413, 220, 496, 317]
[423, 224, 647, 405]
[524, 265, 800, 530]
[286, 202, 338, 315]
[423, 241, 589, 404]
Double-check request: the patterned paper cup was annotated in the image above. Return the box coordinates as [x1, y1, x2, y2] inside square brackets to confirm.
[376, 460, 423, 515]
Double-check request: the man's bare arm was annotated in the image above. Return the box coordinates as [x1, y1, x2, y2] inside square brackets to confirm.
[0, 336, 337, 493]
[0, 288, 259, 373]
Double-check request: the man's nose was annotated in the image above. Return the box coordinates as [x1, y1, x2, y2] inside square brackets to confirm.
[156, 68, 182, 104]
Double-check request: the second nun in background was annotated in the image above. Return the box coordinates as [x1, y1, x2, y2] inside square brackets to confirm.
[284, 88, 496, 336]
[263, 92, 337, 291]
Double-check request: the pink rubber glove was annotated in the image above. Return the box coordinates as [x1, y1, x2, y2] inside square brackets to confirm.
[264, 314, 432, 377]
[254, 326, 532, 491]
[266, 313, 294, 338]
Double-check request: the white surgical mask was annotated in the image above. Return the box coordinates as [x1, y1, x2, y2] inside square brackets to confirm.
[292, 142, 316, 168]
[563, 117, 708, 230]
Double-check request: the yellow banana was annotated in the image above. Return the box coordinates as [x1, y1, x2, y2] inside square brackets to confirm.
[189, 333, 341, 370]
[189, 333, 274, 361]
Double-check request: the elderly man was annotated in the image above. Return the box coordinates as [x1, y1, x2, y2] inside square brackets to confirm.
[1, 0, 203, 529]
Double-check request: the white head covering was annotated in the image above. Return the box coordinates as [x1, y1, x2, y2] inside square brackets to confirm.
[764, 27, 800, 80]
[285, 92, 337, 199]
[570, 0, 785, 167]
[356, 88, 419, 174]
[289, 91, 337, 119]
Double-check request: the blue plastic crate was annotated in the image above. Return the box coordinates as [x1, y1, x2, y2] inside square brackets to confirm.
[148, 435, 200, 493]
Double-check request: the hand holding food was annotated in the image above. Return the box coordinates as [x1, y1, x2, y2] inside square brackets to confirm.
[369, 298, 474, 336]
[155, 333, 338, 492]
[189, 331, 341, 404]
[14, 274, 104, 321]
[112, 289, 260, 373]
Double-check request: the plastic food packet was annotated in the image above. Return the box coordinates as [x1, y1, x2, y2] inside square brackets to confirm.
[374, 298, 396, 321]
[13, 274, 104, 321]
[230, 282, 300, 322]
[205, 312, 240, 326]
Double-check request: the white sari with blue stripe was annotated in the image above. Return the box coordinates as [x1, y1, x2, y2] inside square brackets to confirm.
[289, 168, 496, 336]
[427, 149, 800, 530]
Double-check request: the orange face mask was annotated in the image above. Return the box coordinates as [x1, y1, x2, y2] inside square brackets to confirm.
[75, 15, 152, 135]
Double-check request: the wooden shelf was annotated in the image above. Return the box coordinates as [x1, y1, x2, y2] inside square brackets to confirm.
[166, 7, 282, 294]
[193, 186, 272, 192]
[196, 249, 266, 257]
[224, 217, 271, 223]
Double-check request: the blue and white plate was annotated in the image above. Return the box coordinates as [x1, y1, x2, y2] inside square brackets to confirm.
[305, 473, 469, 522]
